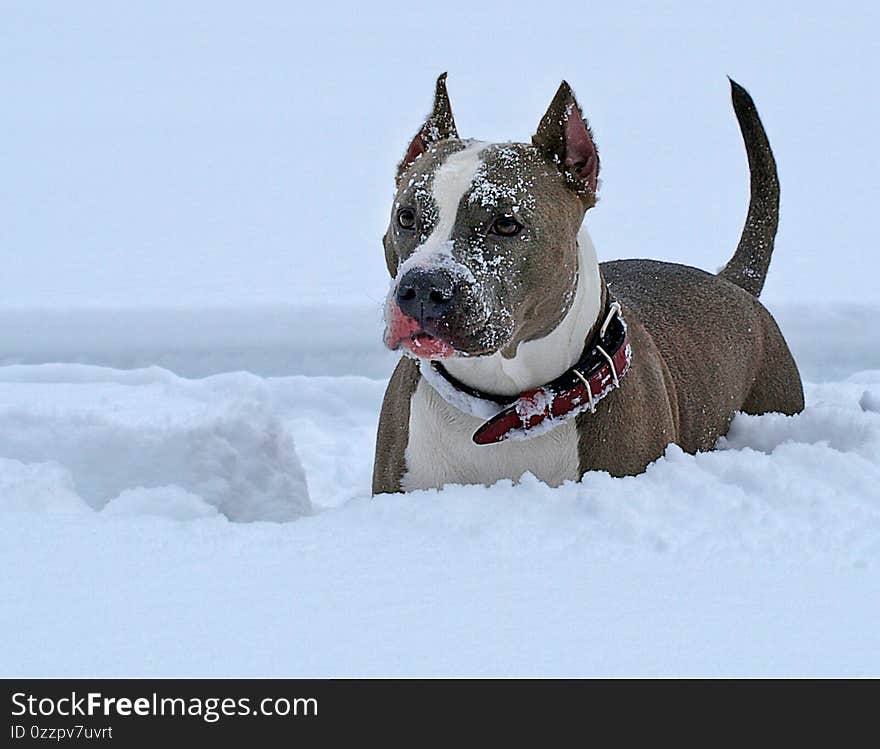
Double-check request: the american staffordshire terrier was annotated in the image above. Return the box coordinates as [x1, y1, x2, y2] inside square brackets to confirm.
[373, 74, 804, 494]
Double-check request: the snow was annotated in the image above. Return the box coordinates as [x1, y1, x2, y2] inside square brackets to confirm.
[1, 304, 879, 677]
[0, 365, 310, 522]
[420, 358, 506, 419]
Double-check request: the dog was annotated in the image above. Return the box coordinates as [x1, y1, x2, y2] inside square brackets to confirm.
[373, 74, 804, 494]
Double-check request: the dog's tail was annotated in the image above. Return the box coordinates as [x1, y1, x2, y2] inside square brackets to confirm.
[718, 78, 780, 298]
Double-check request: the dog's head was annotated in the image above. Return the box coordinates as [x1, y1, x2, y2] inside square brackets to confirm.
[383, 73, 600, 360]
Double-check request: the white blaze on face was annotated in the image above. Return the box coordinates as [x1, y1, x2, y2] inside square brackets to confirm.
[395, 141, 487, 277]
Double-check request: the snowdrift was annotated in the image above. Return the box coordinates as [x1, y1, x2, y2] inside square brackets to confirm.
[1, 304, 878, 676]
[0, 365, 309, 522]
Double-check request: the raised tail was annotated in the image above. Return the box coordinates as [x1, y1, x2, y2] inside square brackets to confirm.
[718, 78, 780, 297]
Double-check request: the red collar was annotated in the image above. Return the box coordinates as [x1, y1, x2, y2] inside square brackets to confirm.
[429, 301, 631, 445]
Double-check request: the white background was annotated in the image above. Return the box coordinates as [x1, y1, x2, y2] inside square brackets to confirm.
[2, 1, 877, 308]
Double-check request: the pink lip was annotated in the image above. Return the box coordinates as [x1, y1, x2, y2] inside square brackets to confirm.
[385, 306, 455, 359]
[401, 332, 455, 358]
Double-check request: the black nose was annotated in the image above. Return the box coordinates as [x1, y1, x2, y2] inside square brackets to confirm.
[395, 268, 456, 324]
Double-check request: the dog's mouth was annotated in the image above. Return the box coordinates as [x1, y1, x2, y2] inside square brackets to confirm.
[401, 331, 455, 358]
[384, 307, 456, 359]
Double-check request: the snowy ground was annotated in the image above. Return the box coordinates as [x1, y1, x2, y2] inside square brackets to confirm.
[2, 303, 879, 677]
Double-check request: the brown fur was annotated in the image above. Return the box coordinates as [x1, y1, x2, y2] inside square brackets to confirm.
[575, 262, 803, 477]
[372, 357, 421, 494]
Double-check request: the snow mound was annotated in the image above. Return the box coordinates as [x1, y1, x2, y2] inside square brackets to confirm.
[103, 486, 222, 521]
[0, 366, 310, 522]
[0, 457, 90, 514]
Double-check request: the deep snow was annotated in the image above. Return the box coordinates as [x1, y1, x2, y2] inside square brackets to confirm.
[1, 305, 879, 677]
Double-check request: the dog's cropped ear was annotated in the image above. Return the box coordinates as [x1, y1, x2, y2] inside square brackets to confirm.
[397, 73, 459, 182]
[532, 81, 599, 203]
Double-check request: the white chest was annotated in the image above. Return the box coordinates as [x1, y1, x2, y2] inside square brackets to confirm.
[401, 379, 580, 491]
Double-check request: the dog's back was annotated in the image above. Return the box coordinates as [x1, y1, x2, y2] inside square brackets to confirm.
[602, 259, 803, 455]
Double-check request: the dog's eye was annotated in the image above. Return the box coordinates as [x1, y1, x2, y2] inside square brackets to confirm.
[489, 215, 523, 237]
[397, 208, 416, 230]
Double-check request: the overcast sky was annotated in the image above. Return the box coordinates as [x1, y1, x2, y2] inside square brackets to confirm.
[1, 1, 877, 308]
